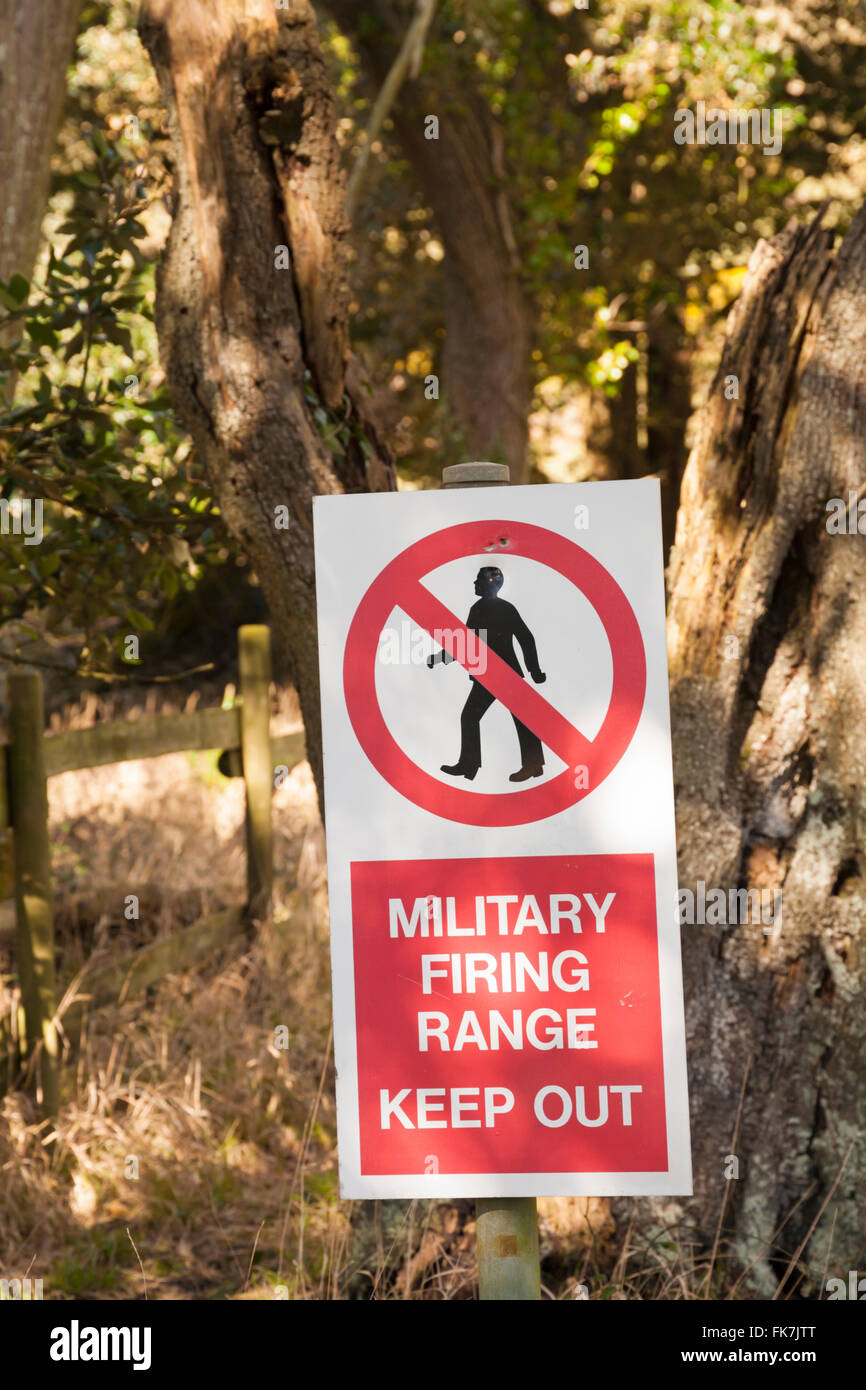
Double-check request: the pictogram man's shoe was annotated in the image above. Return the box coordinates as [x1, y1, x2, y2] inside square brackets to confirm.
[441, 763, 479, 780]
[508, 765, 544, 782]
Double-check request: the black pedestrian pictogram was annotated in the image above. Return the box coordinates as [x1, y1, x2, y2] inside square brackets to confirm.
[344, 517, 646, 826]
[429, 567, 547, 783]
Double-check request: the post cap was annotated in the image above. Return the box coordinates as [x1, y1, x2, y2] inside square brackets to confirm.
[442, 462, 510, 488]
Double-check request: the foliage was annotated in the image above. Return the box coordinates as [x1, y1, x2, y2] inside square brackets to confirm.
[327, 0, 866, 473]
[0, 130, 229, 679]
[5, 0, 866, 655]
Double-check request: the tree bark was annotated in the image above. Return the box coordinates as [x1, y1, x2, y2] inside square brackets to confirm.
[328, 1, 535, 482]
[659, 204, 866, 1294]
[0, 0, 82, 407]
[0, 0, 82, 287]
[138, 0, 395, 807]
[646, 305, 692, 555]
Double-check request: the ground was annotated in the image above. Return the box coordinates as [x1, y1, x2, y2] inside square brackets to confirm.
[1, 684, 691, 1300]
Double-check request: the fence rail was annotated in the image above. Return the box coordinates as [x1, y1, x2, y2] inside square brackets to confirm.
[0, 625, 305, 1113]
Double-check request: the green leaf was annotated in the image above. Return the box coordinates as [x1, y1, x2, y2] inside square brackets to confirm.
[8, 274, 30, 303]
[126, 608, 154, 632]
[161, 564, 179, 600]
[120, 219, 149, 241]
[62, 330, 85, 361]
[27, 320, 59, 350]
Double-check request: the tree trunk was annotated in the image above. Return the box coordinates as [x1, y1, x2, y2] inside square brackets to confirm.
[138, 0, 395, 807]
[606, 361, 644, 483]
[328, 1, 535, 481]
[0, 0, 82, 405]
[646, 305, 692, 555]
[659, 204, 866, 1294]
[0, 0, 81, 286]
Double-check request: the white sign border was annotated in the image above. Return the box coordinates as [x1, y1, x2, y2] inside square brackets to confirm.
[314, 479, 692, 1201]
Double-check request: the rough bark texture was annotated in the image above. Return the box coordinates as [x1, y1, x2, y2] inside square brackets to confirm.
[647, 306, 692, 555]
[328, 1, 535, 482]
[0, 0, 82, 287]
[654, 204, 866, 1294]
[138, 0, 395, 806]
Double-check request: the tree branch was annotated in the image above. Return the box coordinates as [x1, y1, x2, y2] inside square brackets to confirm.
[344, 0, 437, 220]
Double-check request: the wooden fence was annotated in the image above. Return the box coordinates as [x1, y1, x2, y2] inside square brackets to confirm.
[0, 624, 306, 1114]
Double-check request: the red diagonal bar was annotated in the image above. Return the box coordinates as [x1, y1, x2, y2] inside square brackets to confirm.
[398, 579, 592, 769]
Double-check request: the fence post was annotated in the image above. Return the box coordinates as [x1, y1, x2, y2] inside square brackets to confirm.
[0, 747, 13, 900]
[0, 745, 14, 1097]
[7, 672, 58, 1116]
[441, 461, 542, 1302]
[238, 625, 274, 923]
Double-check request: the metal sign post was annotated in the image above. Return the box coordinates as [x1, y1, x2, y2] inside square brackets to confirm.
[442, 461, 541, 1302]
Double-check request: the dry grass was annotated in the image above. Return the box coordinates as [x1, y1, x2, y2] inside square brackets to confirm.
[0, 684, 352, 1300]
[0, 685, 772, 1301]
[1, 683, 523, 1300]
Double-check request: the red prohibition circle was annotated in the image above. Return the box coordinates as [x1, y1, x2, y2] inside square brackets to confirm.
[343, 519, 646, 827]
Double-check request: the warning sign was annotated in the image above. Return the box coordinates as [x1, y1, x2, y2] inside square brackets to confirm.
[343, 520, 646, 825]
[314, 479, 690, 1199]
[352, 854, 666, 1177]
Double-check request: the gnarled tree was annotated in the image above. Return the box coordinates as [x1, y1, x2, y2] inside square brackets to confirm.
[0, 0, 82, 289]
[138, 0, 395, 802]
[328, 0, 537, 482]
[0, 0, 82, 404]
[659, 202, 866, 1294]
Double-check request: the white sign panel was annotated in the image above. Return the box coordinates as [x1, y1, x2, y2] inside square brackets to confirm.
[313, 479, 691, 1199]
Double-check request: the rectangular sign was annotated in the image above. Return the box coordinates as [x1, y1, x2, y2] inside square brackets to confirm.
[313, 479, 691, 1198]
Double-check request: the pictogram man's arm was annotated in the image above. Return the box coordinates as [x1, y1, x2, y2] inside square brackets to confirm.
[512, 611, 546, 683]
